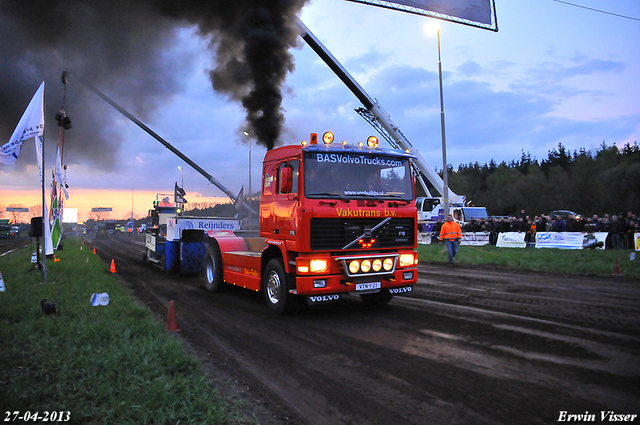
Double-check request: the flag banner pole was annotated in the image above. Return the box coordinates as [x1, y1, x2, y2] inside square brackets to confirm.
[1, 81, 46, 282]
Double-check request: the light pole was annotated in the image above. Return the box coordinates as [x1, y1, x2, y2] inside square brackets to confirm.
[177, 166, 183, 188]
[426, 23, 450, 218]
[243, 131, 252, 222]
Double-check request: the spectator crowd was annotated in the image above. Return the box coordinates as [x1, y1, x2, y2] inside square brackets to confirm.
[431, 210, 638, 250]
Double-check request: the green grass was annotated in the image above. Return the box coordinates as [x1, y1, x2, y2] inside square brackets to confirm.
[418, 242, 640, 279]
[0, 238, 242, 424]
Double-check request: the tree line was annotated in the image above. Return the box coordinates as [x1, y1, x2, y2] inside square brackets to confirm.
[444, 141, 640, 217]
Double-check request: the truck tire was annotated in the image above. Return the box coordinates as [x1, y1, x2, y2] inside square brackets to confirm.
[204, 244, 224, 292]
[263, 258, 293, 315]
[360, 289, 394, 307]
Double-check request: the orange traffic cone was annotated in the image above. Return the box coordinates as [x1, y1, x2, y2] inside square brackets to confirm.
[93, 248, 97, 255]
[613, 258, 621, 276]
[53, 255, 60, 263]
[109, 259, 117, 273]
[166, 301, 179, 331]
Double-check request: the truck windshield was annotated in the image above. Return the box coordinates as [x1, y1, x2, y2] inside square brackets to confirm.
[303, 151, 413, 201]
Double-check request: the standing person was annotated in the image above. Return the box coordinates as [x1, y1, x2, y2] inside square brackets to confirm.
[609, 215, 624, 249]
[439, 214, 462, 266]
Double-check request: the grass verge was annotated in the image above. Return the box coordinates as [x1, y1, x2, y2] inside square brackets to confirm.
[418, 242, 640, 279]
[0, 238, 241, 425]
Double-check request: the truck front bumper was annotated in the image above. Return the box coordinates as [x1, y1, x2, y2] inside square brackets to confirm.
[292, 266, 417, 296]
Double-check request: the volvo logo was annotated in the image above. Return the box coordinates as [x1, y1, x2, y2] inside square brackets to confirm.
[308, 294, 340, 304]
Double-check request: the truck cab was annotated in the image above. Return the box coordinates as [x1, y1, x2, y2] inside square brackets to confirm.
[206, 132, 419, 314]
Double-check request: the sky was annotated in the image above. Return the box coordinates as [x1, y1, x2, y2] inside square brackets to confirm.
[0, 0, 639, 221]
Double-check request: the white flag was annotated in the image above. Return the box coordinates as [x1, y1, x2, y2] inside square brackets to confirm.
[0, 82, 45, 165]
[55, 145, 68, 200]
[35, 135, 54, 256]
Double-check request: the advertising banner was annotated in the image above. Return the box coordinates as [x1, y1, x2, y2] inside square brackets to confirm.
[496, 232, 526, 248]
[635, 233, 640, 251]
[62, 208, 78, 224]
[583, 232, 608, 250]
[167, 217, 240, 241]
[417, 232, 432, 244]
[535, 232, 583, 249]
[460, 232, 490, 246]
[347, 0, 498, 31]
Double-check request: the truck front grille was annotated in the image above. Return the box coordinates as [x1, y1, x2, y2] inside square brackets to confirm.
[310, 217, 414, 251]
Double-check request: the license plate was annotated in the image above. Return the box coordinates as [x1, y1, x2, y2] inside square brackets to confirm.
[356, 281, 381, 291]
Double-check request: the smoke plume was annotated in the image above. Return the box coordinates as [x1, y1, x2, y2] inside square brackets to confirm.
[0, 0, 307, 173]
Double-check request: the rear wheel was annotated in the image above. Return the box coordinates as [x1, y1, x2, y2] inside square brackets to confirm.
[263, 259, 293, 315]
[360, 289, 394, 307]
[204, 244, 224, 292]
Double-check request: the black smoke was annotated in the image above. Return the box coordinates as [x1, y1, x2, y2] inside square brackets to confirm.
[155, 0, 307, 149]
[0, 0, 307, 172]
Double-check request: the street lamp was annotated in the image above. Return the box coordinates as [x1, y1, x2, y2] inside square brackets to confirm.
[243, 131, 252, 222]
[177, 166, 183, 188]
[425, 23, 450, 218]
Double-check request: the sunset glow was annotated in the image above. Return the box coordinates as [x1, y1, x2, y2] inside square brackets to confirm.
[0, 186, 229, 222]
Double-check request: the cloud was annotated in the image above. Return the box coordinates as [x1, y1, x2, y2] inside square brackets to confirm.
[456, 60, 485, 77]
[285, 54, 638, 171]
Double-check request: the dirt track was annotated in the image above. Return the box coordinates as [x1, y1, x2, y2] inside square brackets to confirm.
[53, 236, 640, 423]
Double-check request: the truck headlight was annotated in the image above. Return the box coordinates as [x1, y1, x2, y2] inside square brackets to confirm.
[310, 259, 329, 273]
[399, 253, 416, 267]
[383, 258, 394, 271]
[349, 260, 360, 274]
[372, 259, 382, 272]
[360, 259, 371, 273]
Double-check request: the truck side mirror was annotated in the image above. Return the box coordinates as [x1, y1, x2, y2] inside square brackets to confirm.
[280, 166, 293, 194]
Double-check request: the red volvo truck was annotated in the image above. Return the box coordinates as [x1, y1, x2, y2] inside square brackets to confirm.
[205, 132, 418, 314]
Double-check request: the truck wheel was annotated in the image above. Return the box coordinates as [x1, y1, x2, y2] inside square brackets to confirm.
[263, 259, 293, 315]
[204, 245, 224, 292]
[360, 289, 394, 307]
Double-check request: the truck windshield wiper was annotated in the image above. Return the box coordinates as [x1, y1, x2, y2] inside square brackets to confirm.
[347, 193, 410, 202]
[309, 193, 351, 203]
[380, 194, 412, 203]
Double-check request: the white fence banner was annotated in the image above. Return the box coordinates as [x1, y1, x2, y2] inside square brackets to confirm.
[460, 232, 490, 246]
[417, 232, 432, 245]
[496, 232, 526, 248]
[591, 232, 609, 250]
[635, 233, 640, 251]
[536, 232, 583, 249]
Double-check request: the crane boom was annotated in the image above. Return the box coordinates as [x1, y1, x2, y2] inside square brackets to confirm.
[73, 73, 257, 216]
[296, 18, 462, 204]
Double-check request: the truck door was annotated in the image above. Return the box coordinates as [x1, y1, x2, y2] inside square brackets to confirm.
[275, 159, 299, 239]
[260, 158, 299, 239]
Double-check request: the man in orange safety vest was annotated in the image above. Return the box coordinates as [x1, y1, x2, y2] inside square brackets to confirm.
[439, 214, 462, 266]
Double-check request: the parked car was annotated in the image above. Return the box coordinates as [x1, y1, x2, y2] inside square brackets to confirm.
[550, 210, 582, 220]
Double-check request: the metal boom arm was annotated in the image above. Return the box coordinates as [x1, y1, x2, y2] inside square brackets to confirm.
[73, 73, 257, 216]
[296, 19, 461, 202]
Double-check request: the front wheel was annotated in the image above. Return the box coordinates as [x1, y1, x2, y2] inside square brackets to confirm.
[263, 259, 293, 315]
[204, 244, 224, 292]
